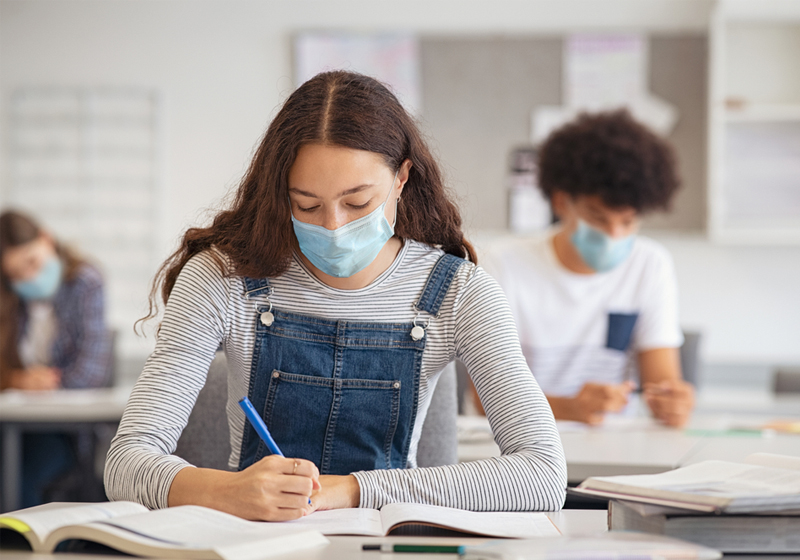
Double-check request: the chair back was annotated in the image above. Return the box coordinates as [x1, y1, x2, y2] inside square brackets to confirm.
[773, 368, 800, 394]
[174, 353, 232, 470]
[417, 362, 459, 467]
[679, 330, 702, 386]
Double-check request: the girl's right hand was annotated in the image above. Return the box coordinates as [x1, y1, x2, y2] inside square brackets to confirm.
[222, 455, 320, 521]
[169, 455, 320, 521]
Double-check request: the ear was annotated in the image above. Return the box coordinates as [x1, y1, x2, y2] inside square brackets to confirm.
[550, 191, 569, 220]
[396, 159, 412, 198]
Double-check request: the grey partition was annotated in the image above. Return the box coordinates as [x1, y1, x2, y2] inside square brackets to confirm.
[419, 35, 708, 233]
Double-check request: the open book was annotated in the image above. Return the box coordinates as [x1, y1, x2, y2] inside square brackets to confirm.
[571, 453, 800, 514]
[1, 500, 557, 557]
[0, 502, 327, 559]
[288, 503, 560, 538]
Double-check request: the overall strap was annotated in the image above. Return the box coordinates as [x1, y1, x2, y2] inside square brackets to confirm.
[414, 253, 467, 318]
[242, 276, 272, 299]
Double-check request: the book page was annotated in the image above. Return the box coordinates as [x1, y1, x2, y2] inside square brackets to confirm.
[283, 508, 384, 536]
[0, 501, 146, 544]
[93, 506, 312, 546]
[379, 503, 560, 538]
[745, 453, 800, 471]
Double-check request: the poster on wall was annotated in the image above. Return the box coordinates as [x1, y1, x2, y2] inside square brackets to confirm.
[294, 33, 421, 115]
[532, 34, 678, 142]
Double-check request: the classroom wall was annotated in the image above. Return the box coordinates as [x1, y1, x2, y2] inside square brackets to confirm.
[420, 35, 708, 231]
[2, 0, 798, 369]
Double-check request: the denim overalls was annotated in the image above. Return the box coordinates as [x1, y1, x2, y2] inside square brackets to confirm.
[237, 253, 465, 475]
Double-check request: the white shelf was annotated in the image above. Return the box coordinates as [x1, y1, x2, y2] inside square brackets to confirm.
[707, 3, 800, 245]
[724, 103, 800, 122]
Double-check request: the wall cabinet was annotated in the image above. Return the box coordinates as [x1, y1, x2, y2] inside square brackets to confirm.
[708, 0, 800, 243]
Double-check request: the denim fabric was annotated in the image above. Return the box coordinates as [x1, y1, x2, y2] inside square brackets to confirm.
[18, 264, 110, 388]
[238, 253, 465, 475]
[606, 312, 639, 352]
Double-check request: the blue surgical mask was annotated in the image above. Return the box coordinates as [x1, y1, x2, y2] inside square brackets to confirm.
[291, 170, 399, 278]
[12, 256, 63, 300]
[570, 219, 635, 272]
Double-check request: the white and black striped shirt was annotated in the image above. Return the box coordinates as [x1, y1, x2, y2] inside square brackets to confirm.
[105, 240, 567, 512]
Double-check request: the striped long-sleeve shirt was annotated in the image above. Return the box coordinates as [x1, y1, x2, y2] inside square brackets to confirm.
[104, 240, 567, 512]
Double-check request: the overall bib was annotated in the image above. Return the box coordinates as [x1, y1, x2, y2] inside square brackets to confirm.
[237, 253, 465, 475]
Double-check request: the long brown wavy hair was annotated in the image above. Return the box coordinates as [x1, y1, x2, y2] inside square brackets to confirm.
[142, 71, 476, 327]
[0, 210, 85, 389]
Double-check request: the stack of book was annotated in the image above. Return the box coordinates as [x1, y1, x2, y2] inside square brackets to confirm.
[570, 453, 800, 553]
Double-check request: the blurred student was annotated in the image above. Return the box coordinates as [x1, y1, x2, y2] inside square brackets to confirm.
[483, 110, 694, 427]
[0, 210, 110, 506]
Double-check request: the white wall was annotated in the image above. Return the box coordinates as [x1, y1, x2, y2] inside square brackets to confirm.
[5, 0, 799, 366]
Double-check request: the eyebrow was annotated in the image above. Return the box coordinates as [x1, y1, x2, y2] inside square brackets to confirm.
[289, 184, 376, 199]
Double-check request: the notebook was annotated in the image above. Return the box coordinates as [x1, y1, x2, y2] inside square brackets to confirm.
[570, 454, 800, 513]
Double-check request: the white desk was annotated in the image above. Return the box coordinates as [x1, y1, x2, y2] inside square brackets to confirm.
[459, 415, 704, 483]
[0, 387, 132, 513]
[458, 395, 800, 484]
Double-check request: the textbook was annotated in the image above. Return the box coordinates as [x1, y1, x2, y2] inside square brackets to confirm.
[462, 531, 722, 560]
[570, 453, 800, 514]
[0, 501, 327, 559]
[288, 502, 560, 538]
[608, 499, 800, 553]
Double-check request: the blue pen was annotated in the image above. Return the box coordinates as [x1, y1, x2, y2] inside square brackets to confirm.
[238, 396, 313, 505]
[239, 396, 284, 456]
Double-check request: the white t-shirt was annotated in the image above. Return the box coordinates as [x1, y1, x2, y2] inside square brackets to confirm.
[19, 301, 58, 367]
[482, 229, 683, 398]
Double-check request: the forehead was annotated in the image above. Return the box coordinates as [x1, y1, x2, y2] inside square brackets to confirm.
[576, 195, 638, 219]
[289, 144, 390, 187]
[2, 236, 49, 269]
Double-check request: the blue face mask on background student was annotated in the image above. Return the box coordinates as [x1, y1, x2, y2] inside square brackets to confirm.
[12, 256, 63, 301]
[291, 171, 399, 278]
[570, 219, 635, 273]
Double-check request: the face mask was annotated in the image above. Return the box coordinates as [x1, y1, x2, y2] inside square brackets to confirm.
[12, 255, 63, 300]
[570, 219, 635, 273]
[291, 170, 399, 278]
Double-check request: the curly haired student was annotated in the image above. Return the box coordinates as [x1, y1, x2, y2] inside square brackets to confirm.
[483, 110, 694, 428]
[104, 71, 567, 521]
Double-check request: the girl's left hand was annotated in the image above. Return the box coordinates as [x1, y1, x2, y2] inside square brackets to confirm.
[309, 475, 360, 512]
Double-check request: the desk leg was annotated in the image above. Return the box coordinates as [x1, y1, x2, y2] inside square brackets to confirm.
[2, 424, 22, 513]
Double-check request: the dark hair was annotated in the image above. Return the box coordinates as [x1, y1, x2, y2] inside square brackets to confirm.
[141, 71, 476, 328]
[0, 210, 85, 388]
[537, 110, 680, 212]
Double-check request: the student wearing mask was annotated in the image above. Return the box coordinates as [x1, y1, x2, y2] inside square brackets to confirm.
[105, 71, 567, 521]
[482, 111, 694, 427]
[0, 210, 111, 506]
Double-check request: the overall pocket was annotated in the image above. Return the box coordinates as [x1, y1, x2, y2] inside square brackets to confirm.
[260, 370, 401, 474]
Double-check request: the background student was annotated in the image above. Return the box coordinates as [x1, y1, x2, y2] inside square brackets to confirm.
[482, 110, 694, 427]
[0, 209, 111, 506]
[104, 71, 567, 521]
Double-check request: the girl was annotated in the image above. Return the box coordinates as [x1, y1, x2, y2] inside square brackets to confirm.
[1, 210, 111, 506]
[0, 210, 109, 390]
[105, 71, 566, 521]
